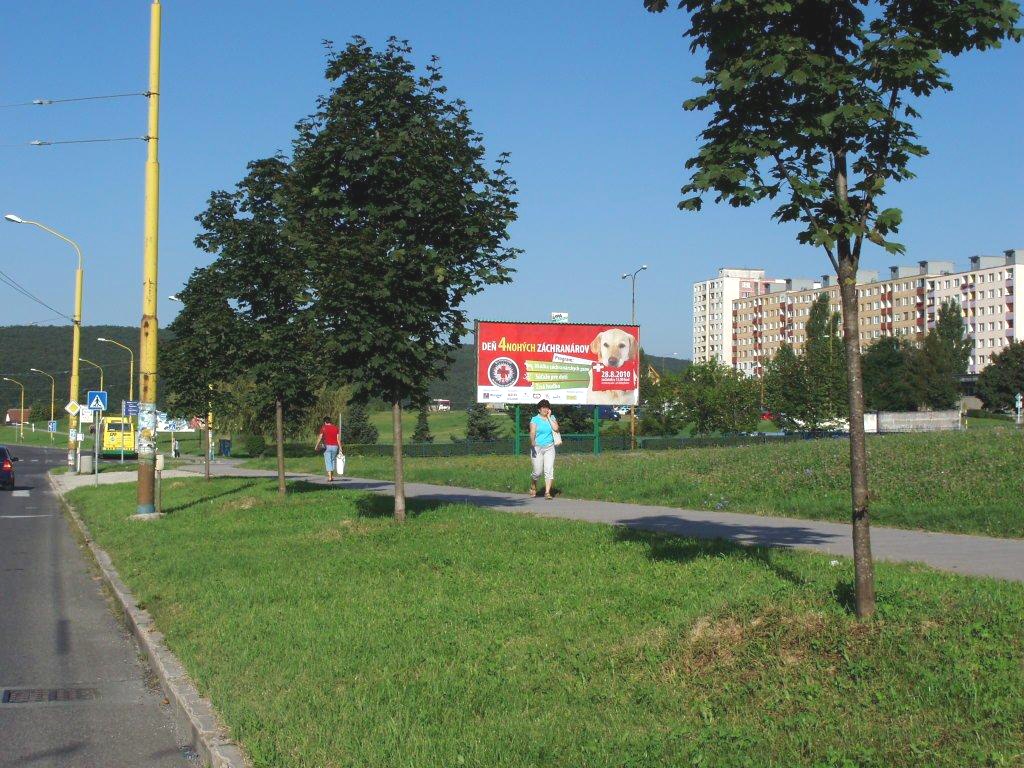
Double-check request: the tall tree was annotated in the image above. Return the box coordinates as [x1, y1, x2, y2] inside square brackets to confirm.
[645, 0, 1020, 618]
[935, 299, 973, 374]
[977, 340, 1024, 412]
[803, 293, 848, 426]
[678, 360, 760, 435]
[466, 403, 502, 441]
[342, 401, 380, 445]
[763, 343, 808, 431]
[291, 38, 520, 520]
[862, 337, 916, 412]
[193, 156, 321, 495]
[908, 300, 971, 409]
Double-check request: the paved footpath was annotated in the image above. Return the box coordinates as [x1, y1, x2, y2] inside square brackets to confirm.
[0, 446, 196, 768]
[54, 459, 1023, 583]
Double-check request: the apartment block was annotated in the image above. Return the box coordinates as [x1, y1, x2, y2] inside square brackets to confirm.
[729, 249, 1020, 376]
[692, 268, 785, 365]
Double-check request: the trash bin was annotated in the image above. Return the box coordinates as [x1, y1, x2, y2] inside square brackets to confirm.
[218, 438, 232, 458]
[79, 454, 94, 475]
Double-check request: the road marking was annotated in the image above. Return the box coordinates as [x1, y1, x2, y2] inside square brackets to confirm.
[0, 514, 53, 519]
[12, 490, 30, 497]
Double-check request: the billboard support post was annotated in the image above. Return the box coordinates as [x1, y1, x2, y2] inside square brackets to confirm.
[513, 405, 521, 456]
[593, 406, 601, 455]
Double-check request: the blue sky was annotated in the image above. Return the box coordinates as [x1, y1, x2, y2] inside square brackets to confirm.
[2, 0, 1021, 356]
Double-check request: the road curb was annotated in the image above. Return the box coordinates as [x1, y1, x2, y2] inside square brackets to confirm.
[48, 472, 251, 768]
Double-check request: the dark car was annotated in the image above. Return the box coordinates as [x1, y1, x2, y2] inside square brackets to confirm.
[0, 445, 18, 490]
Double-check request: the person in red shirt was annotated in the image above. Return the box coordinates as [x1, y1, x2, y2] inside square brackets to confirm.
[314, 416, 343, 482]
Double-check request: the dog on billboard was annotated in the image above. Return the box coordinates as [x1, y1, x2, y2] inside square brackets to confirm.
[588, 328, 638, 404]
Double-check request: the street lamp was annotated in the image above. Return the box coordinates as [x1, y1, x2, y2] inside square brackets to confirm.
[620, 265, 648, 325]
[620, 265, 648, 449]
[5, 213, 84, 468]
[29, 368, 56, 441]
[2, 378, 26, 441]
[79, 357, 104, 392]
[97, 338, 135, 402]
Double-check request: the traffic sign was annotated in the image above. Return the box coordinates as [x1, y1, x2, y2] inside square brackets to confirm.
[65, 400, 80, 416]
[122, 400, 140, 417]
[69, 428, 78, 441]
[1016, 392, 1022, 408]
[86, 390, 108, 412]
[47, 420, 58, 433]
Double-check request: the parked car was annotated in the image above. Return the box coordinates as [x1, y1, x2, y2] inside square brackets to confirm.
[0, 445, 18, 490]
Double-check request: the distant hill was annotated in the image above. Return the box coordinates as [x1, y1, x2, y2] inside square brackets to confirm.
[0, 325, 691, 417]
[0, 325, 147, 415]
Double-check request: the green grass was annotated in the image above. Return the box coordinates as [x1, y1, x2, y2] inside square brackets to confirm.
[366, 408, 512, 441]
[67, 477, 1024, 768]
[243, 428, 1024, 538]
[0, 422, 94, 450]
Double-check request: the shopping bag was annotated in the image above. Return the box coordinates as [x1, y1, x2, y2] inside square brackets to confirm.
[335, 452, 346, 476]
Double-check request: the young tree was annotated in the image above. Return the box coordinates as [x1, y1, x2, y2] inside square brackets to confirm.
[292, 38, 520, 521]
[908, 300, 971, 409]
[193, 156, 321, 495]
[977, 340, 1024, 412]
[862, 337, 916, 412]
[466, 403, 503, 441]
[644, 0, 1020, 618]
[412, 403, 434, 443]
[342, 401, 379, 445]
[935, 298, 973, 374]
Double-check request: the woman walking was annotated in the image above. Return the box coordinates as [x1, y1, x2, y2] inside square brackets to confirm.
[529, 399, 559, 499]
[314, 416, 343, 482]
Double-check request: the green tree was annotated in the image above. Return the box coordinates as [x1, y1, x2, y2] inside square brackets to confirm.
[935, 299, 973, 374]
[412, 404, 434, 443]
[763, 344, 808, 432]
[862, 337, 916, 411]
[977, 340, 1024, 411]
[803, 293, 848, 426]
[644, 0, 1020, 618]
[342, 401, 379, 445]
[678, 360, 760, 435]
[292, 38, 520, 520]
[466, 403, 502, 441]
[638, 373, 684, 436]
[193, 156, 321, 495]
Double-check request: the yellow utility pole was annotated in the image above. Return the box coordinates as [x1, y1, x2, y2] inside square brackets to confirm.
[29, 368, 56, 442]
[79, 357, 105, 393]
[2, 378, 25, 441]
[4, 215, 84, 468]
[136, 0, 162, 516]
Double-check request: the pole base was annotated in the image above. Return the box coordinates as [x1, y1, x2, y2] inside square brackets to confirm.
[132, 503, 161, 521]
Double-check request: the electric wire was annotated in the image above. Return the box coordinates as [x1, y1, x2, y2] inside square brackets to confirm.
[0, 269, 74, 322]
[0, 91, 148, 108]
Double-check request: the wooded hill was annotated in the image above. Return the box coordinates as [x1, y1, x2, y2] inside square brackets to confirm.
[0, 325, 690, 415]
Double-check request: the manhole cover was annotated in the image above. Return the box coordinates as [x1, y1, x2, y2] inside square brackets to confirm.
[1, 688, 99, 704]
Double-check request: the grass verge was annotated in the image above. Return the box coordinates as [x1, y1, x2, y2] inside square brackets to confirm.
[243, 428, 1024, 538]
[68, 477, 1023, 767]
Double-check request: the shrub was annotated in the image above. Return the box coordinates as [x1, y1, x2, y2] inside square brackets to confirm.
[242, 433, 266, 458]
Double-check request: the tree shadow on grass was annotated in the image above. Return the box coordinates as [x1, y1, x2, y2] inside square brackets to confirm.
[163, 480, 257, 514]
[351, 494, 450, 520]
[613, 526, 811, 588]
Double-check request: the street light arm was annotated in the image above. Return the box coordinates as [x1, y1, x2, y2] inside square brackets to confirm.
[16, 219, 83, 269]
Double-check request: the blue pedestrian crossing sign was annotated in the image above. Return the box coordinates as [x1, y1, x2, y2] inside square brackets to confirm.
[47, 420, 58, 433]
[86, 390, 108, 412]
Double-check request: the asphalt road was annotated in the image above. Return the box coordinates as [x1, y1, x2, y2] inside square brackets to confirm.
[0, 445, 196, 767]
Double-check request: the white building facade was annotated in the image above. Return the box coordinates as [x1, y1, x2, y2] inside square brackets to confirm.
[691, 268, 784, 366]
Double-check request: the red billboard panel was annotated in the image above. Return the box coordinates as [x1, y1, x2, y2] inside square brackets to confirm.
[476, 321, 640, 406]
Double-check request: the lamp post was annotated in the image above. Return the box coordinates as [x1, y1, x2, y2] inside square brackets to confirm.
[621, 265, 648, 449]
[29, 368, 56, 442]
[98, 338, 135, 463]
[4, 214, 84, 468]
[2, 378, 26, 441]
[136, 0, 163, 517]
[79, 357, 104, 393]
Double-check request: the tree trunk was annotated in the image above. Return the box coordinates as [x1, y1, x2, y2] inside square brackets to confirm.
[392, 399, 406, 522]
[837, 259, 876, 619]
[275, 397, 286, 496]
[205, 425, 211, 482]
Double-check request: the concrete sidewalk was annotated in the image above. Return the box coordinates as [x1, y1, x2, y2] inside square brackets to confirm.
[53, 463, 1024, 583]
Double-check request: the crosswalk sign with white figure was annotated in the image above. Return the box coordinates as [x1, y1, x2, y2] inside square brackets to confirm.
[86, 390, 108, 412]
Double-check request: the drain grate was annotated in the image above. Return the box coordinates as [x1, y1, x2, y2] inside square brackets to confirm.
[1, 687, 99, 704]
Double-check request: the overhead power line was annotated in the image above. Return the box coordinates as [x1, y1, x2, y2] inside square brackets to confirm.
[0, 268, 73, 322]
[0, 91, 149, 109]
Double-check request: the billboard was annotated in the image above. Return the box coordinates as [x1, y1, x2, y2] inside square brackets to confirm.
[476, 321, 640, 405]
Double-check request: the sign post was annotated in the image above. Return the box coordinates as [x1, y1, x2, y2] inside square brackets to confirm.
[86, 391, 107, 485]
[1015, 392, 1022, 427]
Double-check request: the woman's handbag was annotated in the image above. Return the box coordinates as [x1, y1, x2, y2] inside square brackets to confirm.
[547, 416, 563, 447]
[335, 452, 346, 475]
